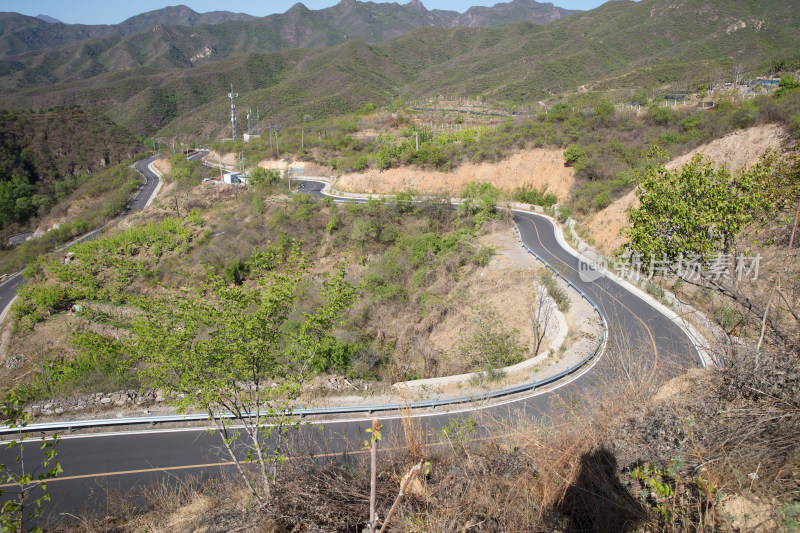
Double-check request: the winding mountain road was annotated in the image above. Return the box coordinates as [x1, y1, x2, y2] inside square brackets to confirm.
[0, 176, 703, 523]
[0, 151, 208, 323]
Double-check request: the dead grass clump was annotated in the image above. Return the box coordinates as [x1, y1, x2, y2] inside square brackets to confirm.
[613, 344, 800, 529]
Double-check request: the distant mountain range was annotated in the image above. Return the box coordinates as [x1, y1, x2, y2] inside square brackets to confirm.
[1, 0, 798, 139]
[1, 1, 578, 58]
[35, 15, 63, 24]
[0, 6, 257, 57]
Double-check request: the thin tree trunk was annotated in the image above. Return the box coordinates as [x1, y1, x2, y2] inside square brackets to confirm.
[252, 398, 274, 503]
[212, 410, 264, 507]
[378, 461, 423, 533]
[369, 418, 379, 533]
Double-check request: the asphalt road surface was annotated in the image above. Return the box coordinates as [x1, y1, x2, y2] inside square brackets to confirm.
[0, 152, 206, 330]
[1, 178, 701, 525]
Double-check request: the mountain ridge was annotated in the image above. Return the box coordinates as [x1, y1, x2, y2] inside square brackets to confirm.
[1, 0, 797, 138]
[0, 0, 579, 59]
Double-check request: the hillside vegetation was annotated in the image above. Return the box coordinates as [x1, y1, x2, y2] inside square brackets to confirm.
[6, 166, 528, 399]
[0, 0, 576, 71]
[0, 106, 142, 237]
[0, 7, 257, 57]
[1, 0, 798, 137]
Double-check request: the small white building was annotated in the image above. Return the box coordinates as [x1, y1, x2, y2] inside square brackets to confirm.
[222, 171, 250, 185]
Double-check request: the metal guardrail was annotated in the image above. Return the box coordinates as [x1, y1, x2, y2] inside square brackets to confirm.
[1, 215, 607, 435]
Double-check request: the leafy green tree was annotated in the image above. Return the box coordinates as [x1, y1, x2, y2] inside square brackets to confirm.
[134, 247, 356, 506]
[460, 181, 500, 224]
[563, 144, 585, 168]
[392, 190, 414, 214]
[775, 75, 800, 98]
[626, 147, 772, 264]
[0, 175, 34, 228]
[593, 100, 615, 124]
[625, 147, 799, 343]
[249, 167, 280, 185]
[0, 392, 62, 532]
[459, 305, 526, 369]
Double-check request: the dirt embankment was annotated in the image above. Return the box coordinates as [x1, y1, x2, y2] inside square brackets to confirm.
[205, 150, 237, 167]
[336, 149, 575, 200]
[205, 151, 335, 176]
[152, 157, 172, 175]
[585, 123, 789, 255]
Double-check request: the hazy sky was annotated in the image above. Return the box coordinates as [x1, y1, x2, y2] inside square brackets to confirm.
[9, 0, 610, 25]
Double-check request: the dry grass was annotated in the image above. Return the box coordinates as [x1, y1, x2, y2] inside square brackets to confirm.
[50, 338, 798, 532]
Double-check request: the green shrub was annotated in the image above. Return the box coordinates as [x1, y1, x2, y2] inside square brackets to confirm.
[326, 214, 341, 233]
[657, 132, 682, 145]
[352, 156, 369, 172]
[309, 337, 363, 372]
[408, 233, 461, 266]
[224, 258, 249, 285]
[592, 191, 610, 209]
[393, 190, 414, 213]
[775, 75, 800, 98]
[350, 218, 379, 243]
[267, 209, 289, 230]
[513, 185, 558, 207]
[649, 106, 675, 126]
[563, 144, 584, 166]
[459, 306, 527, 369]
[730, 100, 758, 129]
[471, 246, 494, 267]
[363, 272, 407, 302]
[19, 331, 137, 401]
[249, 167, 280, 185]
[541, 271, 570, 312]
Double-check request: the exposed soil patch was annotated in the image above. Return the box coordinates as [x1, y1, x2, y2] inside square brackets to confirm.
[152, 157, 171, 175]
[336, 149, 575, 200]
[205, 152, 335, 177]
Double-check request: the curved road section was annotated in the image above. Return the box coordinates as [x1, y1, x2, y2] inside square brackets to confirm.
[1, 177, 703, 521]
[0, 151, 209, 324]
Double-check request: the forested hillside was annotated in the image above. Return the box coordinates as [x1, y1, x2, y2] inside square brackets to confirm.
[0, 0, 576, 61]
[0, 107, 141, 233]
[2, 0, 797, 138]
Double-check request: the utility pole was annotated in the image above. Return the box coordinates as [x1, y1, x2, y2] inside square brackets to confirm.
[228, 84, 239, 141]
[301, 128, 304, 151]
[269, 125, 273, 157]
[275, 126, 280, 158]
[247, 108, 252, 135]
[415, 132, 419, 151]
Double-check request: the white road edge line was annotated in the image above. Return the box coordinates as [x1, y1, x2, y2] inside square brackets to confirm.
[145, 160, 164, 208]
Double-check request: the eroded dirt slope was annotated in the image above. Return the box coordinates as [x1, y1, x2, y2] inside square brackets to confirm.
[335, 149, 575, 200]
[586, 123, 789, 255]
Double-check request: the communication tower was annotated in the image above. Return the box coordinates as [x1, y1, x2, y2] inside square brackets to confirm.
[228, 84, 239, 140]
